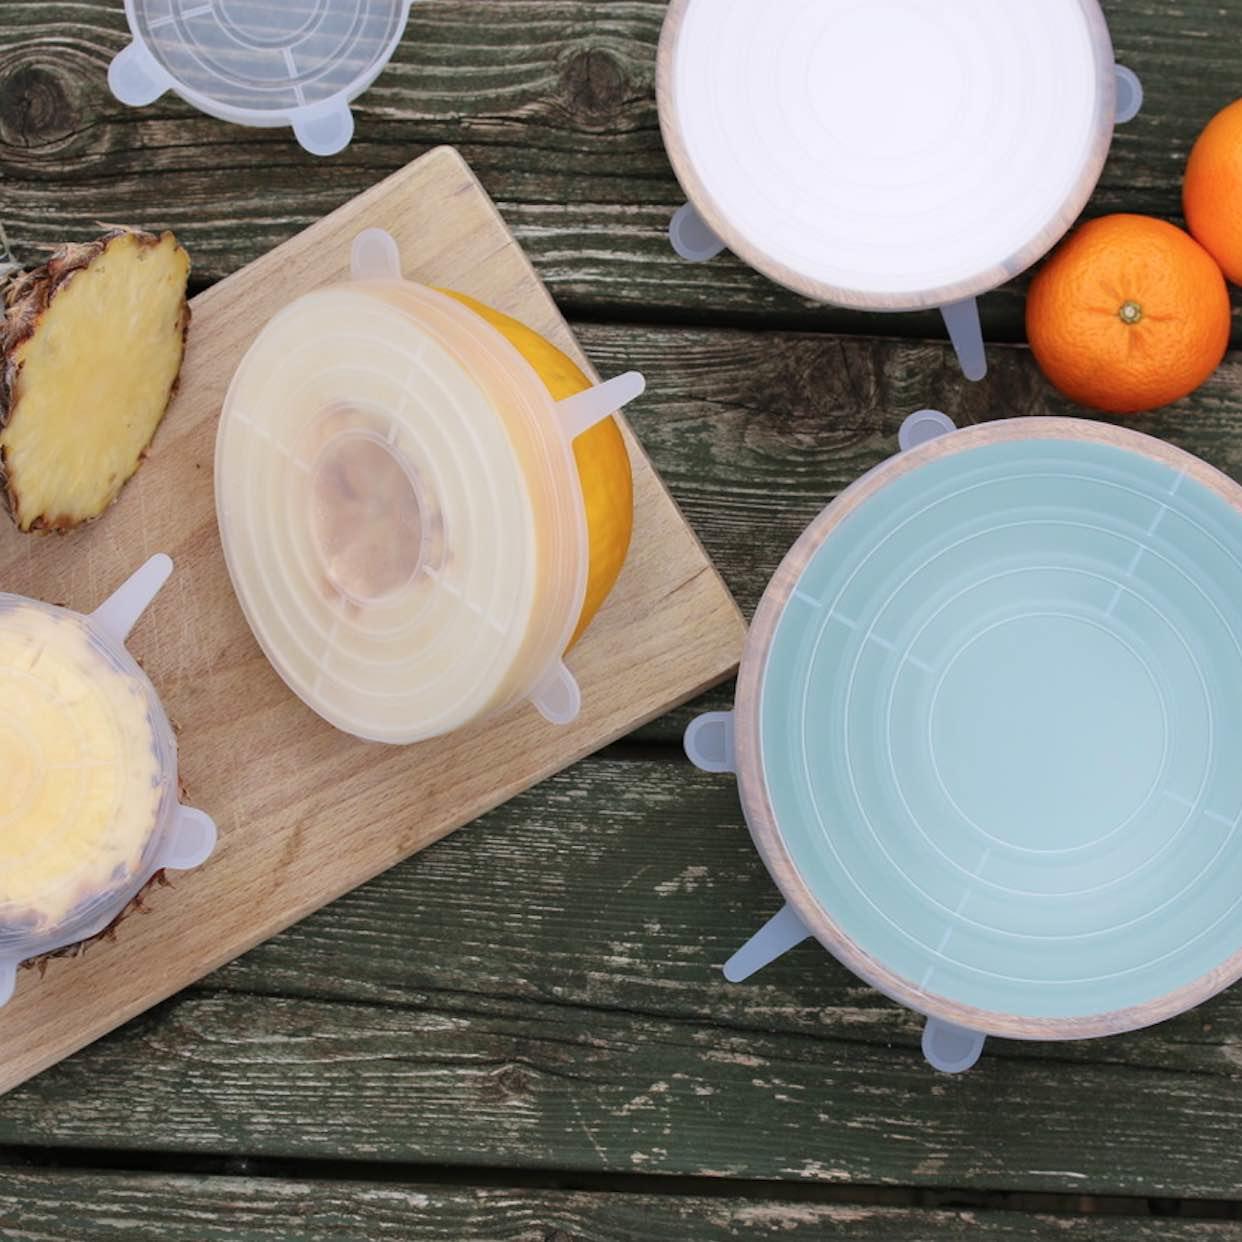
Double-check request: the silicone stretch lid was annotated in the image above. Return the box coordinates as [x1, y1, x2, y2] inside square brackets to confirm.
[108, 0, 414, 155]
[752, 430, 1242, 1024]
[215, 230, 643, 744]
[659, 0, 1115, 308]
[0, 556, 217, 1007]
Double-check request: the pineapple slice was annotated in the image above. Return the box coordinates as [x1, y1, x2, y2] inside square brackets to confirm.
[0, 603, 161, 935]
[0, 229, 190, 531]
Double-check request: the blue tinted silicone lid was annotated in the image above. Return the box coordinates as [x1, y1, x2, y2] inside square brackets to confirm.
[758, 434, 1242, 1022]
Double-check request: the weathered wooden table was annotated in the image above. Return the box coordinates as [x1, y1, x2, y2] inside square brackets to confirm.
[3, 2, 1242, 1238]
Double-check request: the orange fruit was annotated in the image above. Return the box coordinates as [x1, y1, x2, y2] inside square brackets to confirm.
[439, 290, 634, 648]
[1185, 98, 1242, 284]
[1026, 214, 1230, 414]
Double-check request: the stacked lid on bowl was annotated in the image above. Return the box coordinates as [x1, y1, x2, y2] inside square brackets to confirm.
[215, 229, 643, 744]
[0, 555, 217, 1006]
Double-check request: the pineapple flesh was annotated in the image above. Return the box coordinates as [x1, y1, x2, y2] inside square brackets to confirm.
[0, 603, 161, 936]
[0, 229, 190, 532]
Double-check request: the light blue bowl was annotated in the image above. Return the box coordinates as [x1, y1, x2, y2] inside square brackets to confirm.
[753, 424, 1242, 1029]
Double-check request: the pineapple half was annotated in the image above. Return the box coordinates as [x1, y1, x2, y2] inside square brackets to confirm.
[0, 229, 190, 531]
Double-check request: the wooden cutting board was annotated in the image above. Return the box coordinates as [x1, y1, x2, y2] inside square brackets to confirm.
[0, 146, 745, 1094]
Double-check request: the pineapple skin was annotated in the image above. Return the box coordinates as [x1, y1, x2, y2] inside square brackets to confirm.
[0, 229, 190, 532]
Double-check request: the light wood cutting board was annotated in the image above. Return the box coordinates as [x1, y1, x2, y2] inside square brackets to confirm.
[0, 146, 746, 1094]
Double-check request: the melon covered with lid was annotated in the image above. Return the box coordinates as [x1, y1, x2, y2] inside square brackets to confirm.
[215, 229, 644, 743]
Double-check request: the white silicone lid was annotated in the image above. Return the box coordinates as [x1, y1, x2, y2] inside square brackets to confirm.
[108, 0, 414, 155]
[215, 229, 644, 744]
[0, 555, 218, 1008]
[658, 0, 1116, 309]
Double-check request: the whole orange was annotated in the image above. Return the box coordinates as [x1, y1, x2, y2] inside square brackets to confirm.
[1185, 98, 1242, 284]
[1026, 214, 1230, 414]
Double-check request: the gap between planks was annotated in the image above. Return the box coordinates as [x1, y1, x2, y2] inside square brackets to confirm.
[0, 1146, 1240, 1225]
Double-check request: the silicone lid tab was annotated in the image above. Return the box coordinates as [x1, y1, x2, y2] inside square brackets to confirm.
[109, 0, 414, 155]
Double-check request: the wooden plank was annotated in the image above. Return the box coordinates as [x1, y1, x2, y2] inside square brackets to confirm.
[0, 147, 743, 1095]
[0, 1170, 1235, 1241]
[3, 758, 1242, 1199]
[0, 1, 1238, 340]
[584, 321, 1242, 741]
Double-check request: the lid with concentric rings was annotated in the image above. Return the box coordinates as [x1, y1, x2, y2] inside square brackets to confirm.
[736, 420, 1242, 1034]
[108, 0, 412, 155]
[215, 230, 641, 744]
[658, 0, 1116, 309]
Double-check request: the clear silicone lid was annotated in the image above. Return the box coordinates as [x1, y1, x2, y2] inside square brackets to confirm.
[215, 229, 643, 745]
[0, 556, 217, 1007]
[660, 0, 1115, 308]
[108, 0, 413, 155]
[753, 425, 1242, 1024]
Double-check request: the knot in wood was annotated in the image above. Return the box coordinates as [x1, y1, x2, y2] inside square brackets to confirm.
[493, 1063, 532, 1100]
[560, 47, 627, 129]
[0, 61, 77, 148]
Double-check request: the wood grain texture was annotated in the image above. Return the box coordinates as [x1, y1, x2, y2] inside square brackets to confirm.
[590, 317, 1242, 742]
[0, 146, 743, 1096]
[0, 0, 1239, 341]
[594, 320, 1242, 606]
[3, 759, 1242, 1199]
[1, 1171, 1235, 1242]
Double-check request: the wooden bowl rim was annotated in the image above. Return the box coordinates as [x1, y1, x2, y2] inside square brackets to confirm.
[733, 417, 1242, 1039]
[657, 0, 1118, 312]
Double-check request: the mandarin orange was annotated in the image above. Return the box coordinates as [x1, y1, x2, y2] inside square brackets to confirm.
[1026, 214, 1229, 414]
[1185, 98, 1242, 284]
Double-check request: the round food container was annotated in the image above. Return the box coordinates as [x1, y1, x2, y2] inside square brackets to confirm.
[215, 228, 643, 745]
[657, 0, 1143, 380]
[687, 414, 1242, 1072]
[0, 554, 218, 1007]
[108, 0, 414, 155]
